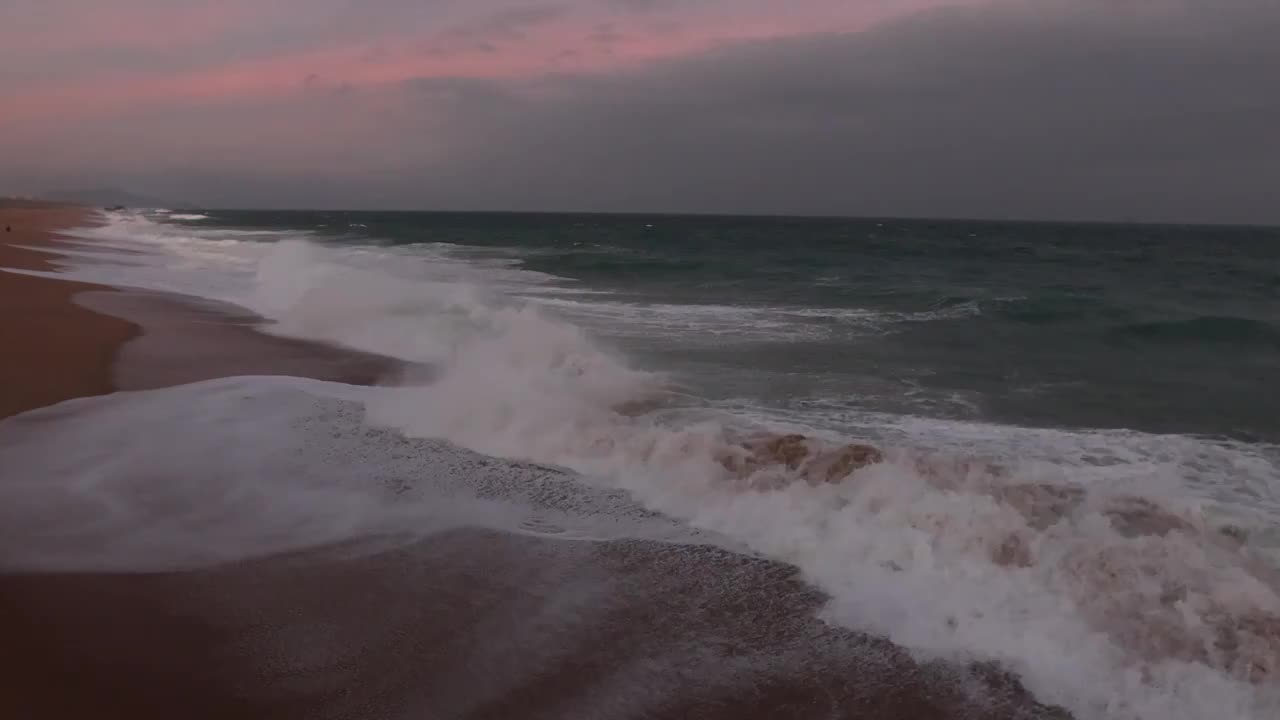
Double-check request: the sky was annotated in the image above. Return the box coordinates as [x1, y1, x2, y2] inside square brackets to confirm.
[2, 0, 1277, 224]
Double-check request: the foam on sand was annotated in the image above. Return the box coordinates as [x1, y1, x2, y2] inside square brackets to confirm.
[0, 376, 701, 573]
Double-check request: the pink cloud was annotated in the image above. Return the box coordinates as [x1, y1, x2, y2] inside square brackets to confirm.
[2, 1, 970, 138]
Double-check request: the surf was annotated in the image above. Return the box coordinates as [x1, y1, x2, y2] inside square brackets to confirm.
[9, 208, 1280, 719]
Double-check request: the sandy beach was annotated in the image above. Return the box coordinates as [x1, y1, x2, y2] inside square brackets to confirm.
[0, 208, 1066, 719]
[0, 203, 137, 419]
[0, 205, 399, 718]
[5, 1, 1276, 715]
[0, 204, 224, 717]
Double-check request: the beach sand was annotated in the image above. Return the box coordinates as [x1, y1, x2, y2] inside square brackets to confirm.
[0, 208, 1066, 719]
[0, 204, 137, 419]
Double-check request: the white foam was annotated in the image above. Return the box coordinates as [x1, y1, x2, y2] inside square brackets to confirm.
[522, 294, 978, 343]
[723, 400, 1280, 513]
[168, 213, 211, 221]
[524, 296, 861, 342]
[0, 376, 701, 572]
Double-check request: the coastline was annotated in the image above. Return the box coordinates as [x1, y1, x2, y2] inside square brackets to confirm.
[0, 204, 138, 419]
[0, 204, 401, 719]
[0, 208, 1068, 720]
[0, 204, 401, 415]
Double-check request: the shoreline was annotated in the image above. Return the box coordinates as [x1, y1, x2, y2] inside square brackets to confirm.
[78, 289, 404, 391]
[0, 205, 404, 418]
[0, 209, 1067, 720]
[0, 205, 138, 419]
[0, 205, 407, 720]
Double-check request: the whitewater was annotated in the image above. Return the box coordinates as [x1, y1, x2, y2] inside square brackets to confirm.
[2, 209, 1279, 719]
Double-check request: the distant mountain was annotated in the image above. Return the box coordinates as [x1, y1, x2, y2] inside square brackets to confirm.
[40, 187, 193, 210]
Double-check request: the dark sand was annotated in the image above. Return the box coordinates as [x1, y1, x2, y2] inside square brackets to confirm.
[0, 205, 137, 418]
[0, 209, 1068, 719]
[76, 290, 403, 391]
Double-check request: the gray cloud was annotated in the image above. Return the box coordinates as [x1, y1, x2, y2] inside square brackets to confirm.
[375, 0, 1280, 224]
[423, 3, 569, 56]
[14, 0, 1280, 225]
[441, 3, 569, 41]
[609, 0, 699, 11]
[586, 23, 624, 46]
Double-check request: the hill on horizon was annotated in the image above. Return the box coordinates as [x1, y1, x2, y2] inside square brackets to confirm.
[40, 187, 192, 210]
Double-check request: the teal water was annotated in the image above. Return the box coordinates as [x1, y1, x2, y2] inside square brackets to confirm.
[197, 210, 1280, 442]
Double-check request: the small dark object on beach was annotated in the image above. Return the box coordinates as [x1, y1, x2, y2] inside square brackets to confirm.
[4, 226, 10, 232]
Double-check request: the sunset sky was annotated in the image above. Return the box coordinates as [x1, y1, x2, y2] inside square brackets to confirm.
[3, 0, 1278, 223]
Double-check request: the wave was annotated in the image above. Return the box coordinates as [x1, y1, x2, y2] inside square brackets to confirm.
[0, 376, 700, 572]
[253, 235, 1280, 718]
[167, 213, 211, 221]
[191, 227, 1280, 716]
[350, 296, 1280, 718]
[17, 210, 1280, 718]
[6, 373, 1280, 718]
[997, 295, 1108, 325]
[996, 298, 1280, 350]
[44, 214, 982, 349]
[1111, 316, 1280, 349]
[524, 296, 981, 343]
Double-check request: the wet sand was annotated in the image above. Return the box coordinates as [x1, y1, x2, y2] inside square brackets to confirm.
[76, 289, 403, 391]
[0, 208, 1068, 719]
[0, 204, 137, 418]
[2, 532, 1068, 720]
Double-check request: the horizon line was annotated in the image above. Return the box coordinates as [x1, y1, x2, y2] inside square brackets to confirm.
[11, 196, 1277, 231]
[179, 205, 1280, 231]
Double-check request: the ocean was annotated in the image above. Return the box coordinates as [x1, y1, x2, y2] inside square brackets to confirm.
[4, 208, 1280, 719]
